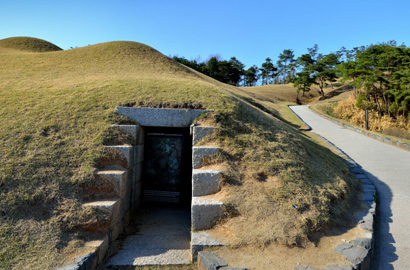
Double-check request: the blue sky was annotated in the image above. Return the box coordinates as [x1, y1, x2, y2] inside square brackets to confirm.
[1, 0, 410, 68]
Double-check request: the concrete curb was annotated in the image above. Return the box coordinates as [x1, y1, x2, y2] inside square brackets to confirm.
[294, 132, 377, 270]
[308, 106, 410, 152]
[288, 105, 312, 131]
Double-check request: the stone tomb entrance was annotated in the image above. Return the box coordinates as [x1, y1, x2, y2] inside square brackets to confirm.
[142, 127, 192, 207]
[107, 107, 224, 267]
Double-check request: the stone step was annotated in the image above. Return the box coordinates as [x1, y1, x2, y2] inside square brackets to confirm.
[192, 169, 221, 196]
[82, 199, 121, 232]
[191, 232, 224, 261]
[192, 146, 220, 169]
[85, 170, 128, 199]
[192, 126, 215, 145]
[191, 197, 223, 230]
[84, 235, 110, 264]
[56, 235, 109, 270]
[83, 199, 120, 214]
[105, 145, 134, 169]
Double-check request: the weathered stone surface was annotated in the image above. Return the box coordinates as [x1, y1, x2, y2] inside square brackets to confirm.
[133, 162, 143, 186]
[192, 147, 219, 169]
[360, 191, 375, 203]
[360, 219, 374, 231]
[350, 167, 363, 174]
[116, 106, 207, 127]
[96, 170, 128, 198]
[198, 251, 227, 270]
[351, 238, 372, 250]
[56, 265, 79, 270]
[192, 170, 220, 196]
[134, 144, 144, 164]
[85, 235, 110, 264]
[135, 125, 145, 145]
[294, 266, 318, 270]
[191, 232, 224, 260]
[334, 243, 369, 268]
[106, 145, 134, 169]
[83, 199, 119, 214]
[120, 187, 132, 216]
[355, 173, 367, 179]
[83, 199, 121, 225]
[193, 126, 215, 145]
[191, 197, 223, 230]
[368, 202, 376, 215]
[131, 181, 142, 209]
[322, 265, 352, 270]
[362, 184, 376, 193]
[111, 124, 139, 145]
[57, 252, 98, 270]
[224, 268, 251, 270]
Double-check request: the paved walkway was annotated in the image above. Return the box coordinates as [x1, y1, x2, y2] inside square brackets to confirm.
[290, 105, 410, 270]
[107, 207, 191, 266]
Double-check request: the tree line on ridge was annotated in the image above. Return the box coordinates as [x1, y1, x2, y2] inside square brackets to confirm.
[173, 41, 410, 121]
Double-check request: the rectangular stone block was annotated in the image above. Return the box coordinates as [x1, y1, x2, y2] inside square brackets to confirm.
[96, 170, 128, 198]
[192, 147, 219, 169]
[83, 199, 121, 225]
[106, 145, 134, 169]
[116, 107, 208, 127]
[132, 181, 142, 208]
[191, 232, 224, 261]
[193, 126, 215, 145]
[111, 124, 138, 145]
[192, 170, 220, 196]
[120, 189, 131, 217]
[85, 235, 109, 264]
[134, 144, 144, 164]
[136, 126, 145, 145]
[133, 162, 143, 185]
[198, 251, 228, 270]
[192, 197, 223, 230]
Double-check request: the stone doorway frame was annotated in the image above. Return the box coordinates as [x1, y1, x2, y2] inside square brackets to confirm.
[116, 106, 224, 260]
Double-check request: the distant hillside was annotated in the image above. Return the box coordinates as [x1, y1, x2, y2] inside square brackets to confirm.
[0, 36, 62, 52]
[239, 83, 321, 104]
[0, 38, 354, 269]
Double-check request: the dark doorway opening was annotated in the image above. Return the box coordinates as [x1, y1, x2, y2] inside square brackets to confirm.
[142, 127, 192, 208]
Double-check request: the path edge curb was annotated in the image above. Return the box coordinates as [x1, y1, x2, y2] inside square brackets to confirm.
[288, 105, 312, 131]
[289, 106, 377, 270]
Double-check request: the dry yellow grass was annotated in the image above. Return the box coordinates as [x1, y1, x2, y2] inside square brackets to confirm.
[0, 37, 356, 269]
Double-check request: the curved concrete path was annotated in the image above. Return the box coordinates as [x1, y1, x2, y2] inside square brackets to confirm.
[290, 105, 410, 270]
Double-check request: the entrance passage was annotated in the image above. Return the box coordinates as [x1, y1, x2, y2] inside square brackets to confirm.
[142, 127, 192, 207]
[107, 207, 191, 266]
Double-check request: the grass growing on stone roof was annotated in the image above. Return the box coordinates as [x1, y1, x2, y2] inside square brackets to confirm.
[0, 38, 355, 269]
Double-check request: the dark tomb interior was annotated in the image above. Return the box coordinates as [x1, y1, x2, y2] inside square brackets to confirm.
[142, 127, 192, 208]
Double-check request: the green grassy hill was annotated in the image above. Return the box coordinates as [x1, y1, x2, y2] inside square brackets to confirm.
[0, 37, 355, 269]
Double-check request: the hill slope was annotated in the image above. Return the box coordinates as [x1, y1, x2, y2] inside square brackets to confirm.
[0, 36, 62, 52]
[0, 38, 355, 269]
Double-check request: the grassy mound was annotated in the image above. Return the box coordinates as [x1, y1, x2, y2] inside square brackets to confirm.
[0, 38, 356, 269]
[0, 36, 62, 52]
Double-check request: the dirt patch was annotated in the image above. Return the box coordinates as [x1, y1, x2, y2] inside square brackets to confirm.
[210, 223, 365, 270]
[208, 189, 367, 270]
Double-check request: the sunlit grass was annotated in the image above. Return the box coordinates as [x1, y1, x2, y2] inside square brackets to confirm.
[0, 37, 355, 269]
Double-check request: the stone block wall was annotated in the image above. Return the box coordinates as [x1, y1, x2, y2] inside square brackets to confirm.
[191, 125, 224, 259]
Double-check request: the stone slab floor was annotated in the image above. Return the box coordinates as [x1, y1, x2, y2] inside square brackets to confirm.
[107, 207, 191, 266]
